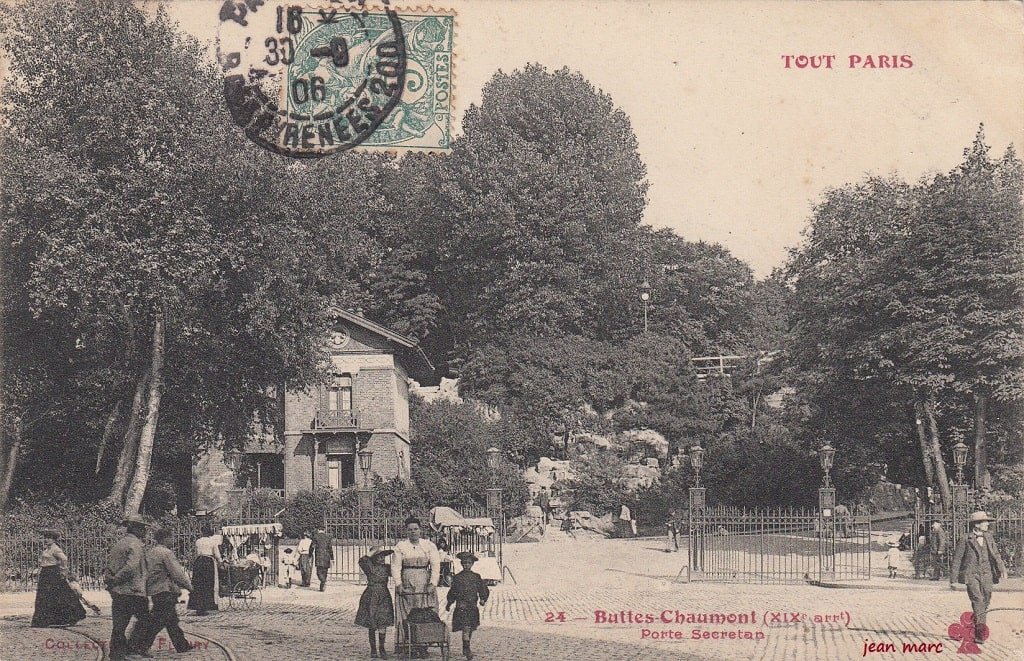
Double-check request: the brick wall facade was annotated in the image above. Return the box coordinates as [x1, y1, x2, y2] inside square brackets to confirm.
[194, 314, 418, 506]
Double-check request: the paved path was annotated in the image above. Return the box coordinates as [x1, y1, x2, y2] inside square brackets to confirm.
[2, 537, 1022, 660]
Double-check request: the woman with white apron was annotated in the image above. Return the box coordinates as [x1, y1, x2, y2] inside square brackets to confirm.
[391, 516, 440, 658]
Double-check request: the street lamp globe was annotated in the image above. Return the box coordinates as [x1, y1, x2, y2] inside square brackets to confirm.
[639, 280, 651, 302]
[689, 445, 705, 473]
[952, 441, 969, 471]
[818, 444, 835, 474]
[486, 447, 501, 469]
[358, 448, 374, 473]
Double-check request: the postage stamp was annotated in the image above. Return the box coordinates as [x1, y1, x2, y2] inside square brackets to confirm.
[218, 3, 454, 156]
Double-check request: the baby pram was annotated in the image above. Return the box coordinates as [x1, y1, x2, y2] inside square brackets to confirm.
[218, 561, 263, 610]
[396, 591, 450, 660]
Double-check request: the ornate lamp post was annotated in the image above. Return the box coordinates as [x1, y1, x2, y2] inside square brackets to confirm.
[952, 440, 969, 486]
[818, 444, 837, 580]
[357, 448, 374, 510]
[687, 444, 707, 579]
[485, 447, 502, 513]
[951, 436, 970, 539]
[485, 447, 504, 575]
[639, 280, 651, 333]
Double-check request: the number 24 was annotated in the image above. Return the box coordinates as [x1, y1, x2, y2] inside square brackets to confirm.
[545, 612, 567, 622]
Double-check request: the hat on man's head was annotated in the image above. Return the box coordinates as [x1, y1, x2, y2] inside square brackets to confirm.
[455, 551, 478, 562]
[283, 548, 294, 554]
[968, 511, 996, 524]
[40, 528, 60, 540]
[122, 514, 149, 527]
[886, 540, 899, 547]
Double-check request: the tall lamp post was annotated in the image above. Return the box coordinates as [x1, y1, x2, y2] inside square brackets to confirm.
[818, 444, 837, 580]
[951, 438, 970, 543]
[357, 448, 374, 511]
[485, 447, 504, 575]
[688, 445, 706, 579]
[639, 280, 651, 333]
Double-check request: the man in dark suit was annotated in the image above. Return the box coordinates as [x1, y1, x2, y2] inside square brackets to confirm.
[950, 511, 1007, 643]
[929, 521, 948, 580]
[311, 526, 334, 592]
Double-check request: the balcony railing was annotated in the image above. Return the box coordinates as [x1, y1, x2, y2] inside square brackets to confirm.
[314, 408, 360, 429]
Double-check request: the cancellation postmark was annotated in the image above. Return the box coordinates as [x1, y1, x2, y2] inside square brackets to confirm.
[218, 3, 454, 156]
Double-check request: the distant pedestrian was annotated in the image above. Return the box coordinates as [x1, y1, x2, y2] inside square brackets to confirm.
[297, 531, 313, 587]
[129, 526, 194, 655]
[354, 546, 395, 659]
[886, 541, 902, 578]
[279, 548, 299, 588]
[445, 552, 489, 660]
[31, 529, 87, 627]
[103, 515, 150, 661]
[913, 536, 929, 579]
[618, 504, 632, 538]
[312, 525, 334, 591]
[187, 525, 221, 615]
[930, 521, 948, 581]
[538, 487, 551, 526]
[950, 511, 1007, 644]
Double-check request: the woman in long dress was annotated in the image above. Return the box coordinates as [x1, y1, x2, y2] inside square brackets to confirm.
[391, 516, 440, 658]
[31, 529, 86, 627]
[186, 526, 221, 614]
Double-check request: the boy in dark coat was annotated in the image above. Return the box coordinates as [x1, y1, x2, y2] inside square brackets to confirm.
[445, 552, 489, 660]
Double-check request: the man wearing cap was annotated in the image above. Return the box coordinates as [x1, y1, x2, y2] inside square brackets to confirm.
[104, 515, 150, 660]
[129, 526, 193, 655]
[950, 511, 1007, 644]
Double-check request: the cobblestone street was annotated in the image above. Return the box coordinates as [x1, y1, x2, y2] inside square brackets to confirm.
[3, 537, 1022, 660]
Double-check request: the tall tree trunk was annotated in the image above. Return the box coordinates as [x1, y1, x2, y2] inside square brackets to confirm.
[109, 365, 151, 503]
[0, 223, 9, 511]
[95, 399, 125, 474]
[124, 310, 165, 515]
[923, 397, 952, 509]
[913, 401, 935, 488]
[974, 393, 991, 491]
[0, 419, 22, 511]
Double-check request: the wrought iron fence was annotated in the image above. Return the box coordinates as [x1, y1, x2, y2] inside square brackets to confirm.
[1, 516, 216, 593]
[324, 505, 505, 584]
[688, 506, 872, 584]
[911, 503, 1024, 578]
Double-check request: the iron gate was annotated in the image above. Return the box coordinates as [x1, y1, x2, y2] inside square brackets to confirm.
[325, 507, 505, 583]
[688, 506, 872, 584]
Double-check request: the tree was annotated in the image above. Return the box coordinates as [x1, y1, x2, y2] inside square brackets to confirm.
[395, 64, 649, 362]
[785, 128, 1024, 505]
[0, 0, 373, 511]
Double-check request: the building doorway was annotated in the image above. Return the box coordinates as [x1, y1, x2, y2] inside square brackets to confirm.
[327, 453, 356, 489]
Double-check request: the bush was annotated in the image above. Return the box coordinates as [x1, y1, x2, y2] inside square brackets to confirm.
[280, 487, 356, 537]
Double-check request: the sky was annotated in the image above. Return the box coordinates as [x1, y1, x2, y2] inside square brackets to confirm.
[114, 1, 1024, 275]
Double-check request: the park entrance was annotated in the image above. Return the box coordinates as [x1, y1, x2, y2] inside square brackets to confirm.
[687, 506, 872, 584]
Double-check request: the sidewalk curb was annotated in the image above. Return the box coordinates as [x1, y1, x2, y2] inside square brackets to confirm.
[807, 579, 1024, 592]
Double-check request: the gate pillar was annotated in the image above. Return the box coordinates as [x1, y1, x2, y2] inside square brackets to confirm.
[819, 487, 837, 581]
[689, 487, 706, 579]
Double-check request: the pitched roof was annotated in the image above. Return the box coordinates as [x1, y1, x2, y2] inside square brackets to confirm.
[328, 307, 438, 384]
[329, 307, 417, 348]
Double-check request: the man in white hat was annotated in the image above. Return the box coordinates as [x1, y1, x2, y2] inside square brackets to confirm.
[949, 511, 1007, 644]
